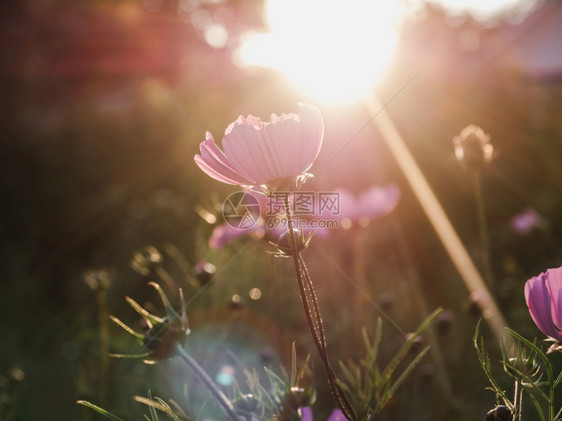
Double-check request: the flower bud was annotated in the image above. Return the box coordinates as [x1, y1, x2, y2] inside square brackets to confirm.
[275, 229, 310, 256]
[83, 269, 111, 290]
[193, 260, 216, 286]
[485, 405, 512, 421]
[405, 332, 424, 353]
[130, 246, 163, 275]
[110, 283, 190, 363]
[436, 309, 454, 335]
[233, 393, 258, 414]
[229, 294, 244, 313]
[143, 316, 188, 360]
[285, 387, 306, 411]
[453, 125, 493, 170]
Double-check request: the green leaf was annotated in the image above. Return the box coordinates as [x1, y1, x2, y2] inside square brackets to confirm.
[376, 345, 430, 412]
[377, 308, 441, 395]
[76, 400, 127, 421]
[505, 328, 553, 384]
[473, 321, 511, 408]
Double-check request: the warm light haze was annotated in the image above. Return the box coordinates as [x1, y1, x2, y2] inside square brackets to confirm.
[238, 0, 402, 104]
[237, 0, 533, 104]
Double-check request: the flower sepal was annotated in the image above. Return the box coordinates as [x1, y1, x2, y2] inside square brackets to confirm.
[109, 282, 190, 363]
[270, 228, 312, 257]
[545, 338, 562, 354]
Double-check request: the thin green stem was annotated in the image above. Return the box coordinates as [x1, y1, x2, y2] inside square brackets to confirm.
[156, 266, 178, 296]
[549, 380, 554, 421]
[514, 379, 522, 421]
[365, 97, 509, 346]
[472, 172, 494, 287]
[283, 197, 356, 421]
[97, 286, 110, 406]
[175, 345, 239, 421]
[298, 254, 356, 420]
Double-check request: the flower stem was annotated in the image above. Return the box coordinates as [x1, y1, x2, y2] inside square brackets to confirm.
[175, 345, 239, 421]
[514, 379, 522, 421]
[365, 96, 509, 346]
[472, 172, 494, 288]
[283, 198, 356, 421]
[97, 285, 110, 407]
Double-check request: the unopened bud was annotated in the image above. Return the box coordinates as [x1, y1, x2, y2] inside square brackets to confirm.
[193, 260, 216, 286]
[485, 405, 512, 421]
[233, 393, 258, 413]
[405, 332, 424, 353]
[143, 316, 187, 360]
[453, 125, 493, 170]
[286, 387, 306, 411]
[229, 294, 243, 313]
[130, 246, 163, 275]
[436, 309, 454, 335]
[276, 229, 309, 256]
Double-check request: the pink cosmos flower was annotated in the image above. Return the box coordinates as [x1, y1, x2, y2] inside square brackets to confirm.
[194, 104, 324, 188]
[328, 184, 400, 228]
[209, 217, 329, 249]
[511, 208, 539, 235]
[524, 267, 562, 343]
[209, 222, 265, 249]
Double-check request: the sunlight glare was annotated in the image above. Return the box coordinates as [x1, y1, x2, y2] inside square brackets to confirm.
[237, 0, 401, 104]
[422, 0, 534, 21]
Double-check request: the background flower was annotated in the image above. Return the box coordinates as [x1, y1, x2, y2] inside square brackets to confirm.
[331, 184, 400, 228]
[453, 124, 494, 170]
[511, 207, 540, 235]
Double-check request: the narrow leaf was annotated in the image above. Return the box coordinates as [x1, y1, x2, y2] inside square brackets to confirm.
[126, 296, 164, 325]
[77, 400, 127, 421]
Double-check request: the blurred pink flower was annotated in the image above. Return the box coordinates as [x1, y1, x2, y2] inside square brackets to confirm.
[524, 267, 562, 342]
[511, 208, 539, 235]
[209, 223, 265, 249]
[301, 407, 347, 421]
[210, 218, 329, 249]
[333, 184, 400, 227]
[194, 104, 324, 188]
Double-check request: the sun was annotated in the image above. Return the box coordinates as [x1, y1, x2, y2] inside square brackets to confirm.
[237, 0, 402, 105]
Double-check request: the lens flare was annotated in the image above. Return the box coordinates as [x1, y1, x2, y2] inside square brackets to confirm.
[237, 0, 402, 104]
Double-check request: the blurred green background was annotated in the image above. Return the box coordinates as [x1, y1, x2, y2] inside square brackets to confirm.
[1, 0, 562, 419]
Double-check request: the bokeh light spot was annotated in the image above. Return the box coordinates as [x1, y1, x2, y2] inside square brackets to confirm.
[215, 364, 235, 386]
[204, 23, 228, 49]
[248, 287, 262, 300]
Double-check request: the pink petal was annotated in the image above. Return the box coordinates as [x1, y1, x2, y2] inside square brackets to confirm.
[264, 104, 323, 178]
[336, 189, 360, 220]
[525, 271, 562, 340]
[327, 409, 348, 421]
[265, 116, 303, 177]
[300, 407, 314, 421]
[358, 184, 401, 219]
[223, 117, 278, 183]
[209, 223, 263, 249]
[297, 103, 324, 173]
[194, 132, 252, 185]
[546, 267, 562, 332]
